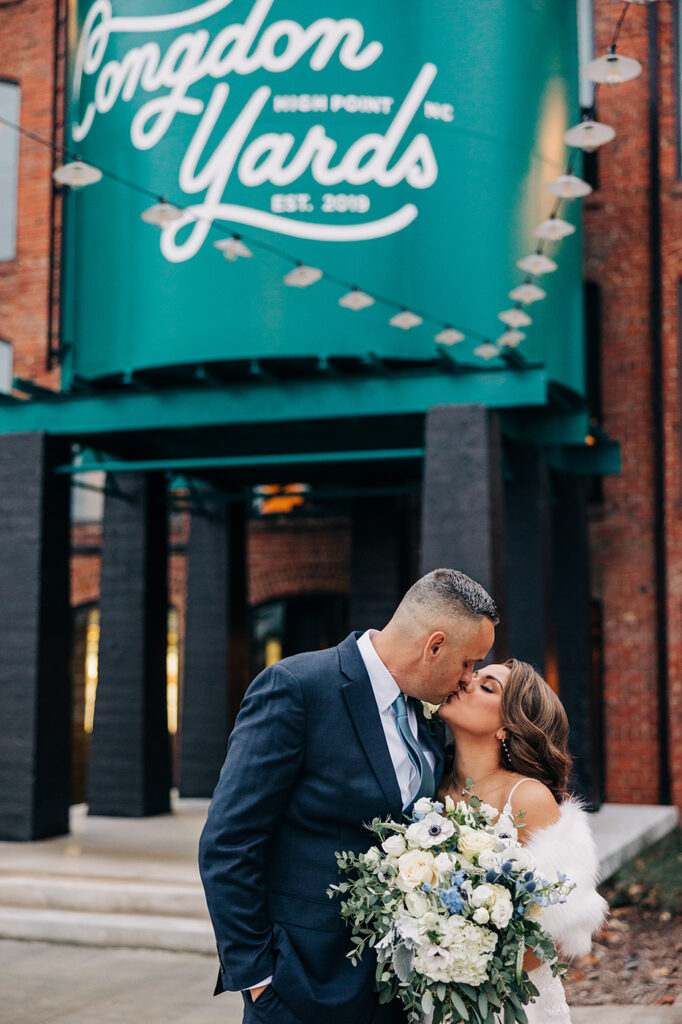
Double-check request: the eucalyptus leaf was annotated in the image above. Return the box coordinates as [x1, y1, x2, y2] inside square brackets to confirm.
[422, 990, 434, 1015]
[451, 990, 469, 1020]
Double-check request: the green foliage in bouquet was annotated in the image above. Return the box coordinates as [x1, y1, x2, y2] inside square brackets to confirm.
[328, 795, 574, 1024]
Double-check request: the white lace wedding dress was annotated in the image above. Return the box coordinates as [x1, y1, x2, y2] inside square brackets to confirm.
[498, 780, 607, 1024]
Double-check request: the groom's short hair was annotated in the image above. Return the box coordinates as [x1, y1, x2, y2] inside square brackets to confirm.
[402, 568, 499, 624]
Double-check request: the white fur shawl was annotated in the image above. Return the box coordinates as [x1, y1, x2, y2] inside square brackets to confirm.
[524, 797, 608, 958]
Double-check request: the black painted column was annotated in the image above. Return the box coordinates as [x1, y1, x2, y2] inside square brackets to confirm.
[349, 496, 408, 631]
[420, 405, 508, 654]
[0, 433, 72, 840]
[550, 473, 596, 804]
[179, 501, 231, 797]
[504, 441, 551, 673]
[87, 472, 171, 816]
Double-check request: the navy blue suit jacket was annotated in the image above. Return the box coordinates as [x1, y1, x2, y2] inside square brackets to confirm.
[198, 632, 444, 1024]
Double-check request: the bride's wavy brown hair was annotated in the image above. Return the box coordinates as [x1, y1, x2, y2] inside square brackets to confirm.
[500, 659, 572, 801]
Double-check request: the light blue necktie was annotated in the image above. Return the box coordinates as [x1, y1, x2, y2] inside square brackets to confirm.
[392, 694, 436, 813]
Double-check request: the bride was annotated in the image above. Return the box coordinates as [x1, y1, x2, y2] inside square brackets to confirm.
[436, 659, 607, 1024]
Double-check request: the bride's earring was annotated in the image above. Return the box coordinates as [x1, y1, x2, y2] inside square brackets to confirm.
[501, 736, 511, 764]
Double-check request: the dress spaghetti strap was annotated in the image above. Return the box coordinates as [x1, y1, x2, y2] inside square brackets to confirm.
[502, 777, 540, 817]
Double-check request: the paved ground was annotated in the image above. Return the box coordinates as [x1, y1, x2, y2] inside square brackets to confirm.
[3, 940, 682, 1024]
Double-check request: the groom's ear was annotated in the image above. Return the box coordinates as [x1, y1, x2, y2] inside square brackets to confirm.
[424, 631, 446, 661]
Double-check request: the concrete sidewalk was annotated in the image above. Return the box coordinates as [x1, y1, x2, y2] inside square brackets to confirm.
[1, 940, 681, 1024]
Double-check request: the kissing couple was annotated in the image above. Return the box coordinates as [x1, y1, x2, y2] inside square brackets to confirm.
[199, 568, 606, 1024]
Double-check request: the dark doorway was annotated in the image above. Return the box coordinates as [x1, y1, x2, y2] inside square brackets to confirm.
[252, 593, 348, 676]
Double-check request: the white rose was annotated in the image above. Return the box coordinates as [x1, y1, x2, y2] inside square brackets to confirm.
[473, 907, 490, 925]
[489, 890, 514, 929]
[362, 846, 381, 867]
[381, 834, 407, 857]
[413, 797, 436, 816]
[471, 884, 494, 908]
[444, 794, 456, 813]
[397, 849, 438, 889]
[477, 849, 500, 872]
[457, 826, 497, 859]
[479, 802, 499, 822]
[406, 812, 455, 849]
[434, 851, 455, 875]
[405, 890, 430, 918]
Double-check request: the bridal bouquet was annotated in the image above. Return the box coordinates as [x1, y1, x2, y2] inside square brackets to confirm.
[328, 795, 574, 1024]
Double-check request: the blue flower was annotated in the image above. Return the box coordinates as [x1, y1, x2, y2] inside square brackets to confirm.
[485, 869, 499, 883]
[432, 801, 444, 814]
[501, 861, 513, 875]
[439, 886, 464, 915]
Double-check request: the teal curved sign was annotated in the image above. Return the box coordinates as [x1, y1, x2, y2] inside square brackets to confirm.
[65, 0, 583, 395]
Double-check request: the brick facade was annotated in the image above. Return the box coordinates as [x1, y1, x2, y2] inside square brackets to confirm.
[586, 0, 681, 812]
[2, 0, 680, 813]
[0, 0, 61, 388]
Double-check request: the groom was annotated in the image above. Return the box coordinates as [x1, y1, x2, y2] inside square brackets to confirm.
[199, 568, 498, 1024]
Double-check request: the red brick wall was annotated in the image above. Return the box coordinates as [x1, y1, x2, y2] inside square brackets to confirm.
[587, 0, 681, 811]
[655, 0, 682, 812]
[0, 0, 61, 389]
[248, 515, 350, 606]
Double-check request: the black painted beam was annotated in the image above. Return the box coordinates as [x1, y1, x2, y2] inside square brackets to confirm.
[87, 472, 171, 816]
[0, 432, 71, 840]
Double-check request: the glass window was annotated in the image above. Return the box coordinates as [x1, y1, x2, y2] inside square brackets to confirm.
[0, 82, 20, 262]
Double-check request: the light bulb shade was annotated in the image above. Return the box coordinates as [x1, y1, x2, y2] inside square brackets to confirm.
[498, 308, 532, 328]
[497, 330, 525, 348]
[0, 338, 13, 394]
[141, 201, 184, 227]
[435, 327, 465, 345]
[473, 343, 500, 361]
[564, 119, 615, 152]
[585, 52, 642, 85]
[52, 160, 102, 188]
[516, 253, 558, 275]
[534, 217, 576, 242]
[214, 237, 252, 260]
[389, 310, 423, 330]
[283, 264, 323, 288]
[509, 283, 546, 305]
[546, 174, 592, 199]
[338, 289, 374, 310]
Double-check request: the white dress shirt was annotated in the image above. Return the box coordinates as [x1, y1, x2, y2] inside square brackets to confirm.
[356, 629, 435, 809]
[249, 630, 435, 993]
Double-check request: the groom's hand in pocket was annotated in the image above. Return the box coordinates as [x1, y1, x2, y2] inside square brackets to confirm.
[251, 985, 269, 1002]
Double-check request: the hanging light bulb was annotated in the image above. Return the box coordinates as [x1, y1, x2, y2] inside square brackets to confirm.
[283, 264, 323, 288]
[390, 310, 422, 329]
[564, 119, 615, 152]
[338, 288, 374, 310]
[517, 253, 558, 275]
[498, 308, 532, 328]
[474, 343, 499, 361]
[509, 282, 546, 305]
[534, 217, 576, 242]
[141, 200, 184, 227]
[52, 160, 102, 188]
[585, 48, 642, 86]
[546, 174, 592, 200]
[435, 327, 465, 345]
[213, 236, 252, 261]
[497, 330, 525, 348]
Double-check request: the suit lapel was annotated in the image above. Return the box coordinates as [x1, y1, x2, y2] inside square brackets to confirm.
[338, 634, 404, 821]
[415, 702, 446, 792]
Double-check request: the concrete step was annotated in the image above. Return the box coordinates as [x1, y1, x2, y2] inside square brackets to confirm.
[0, 905, 215, 954]
[0, 873, 207, 918]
